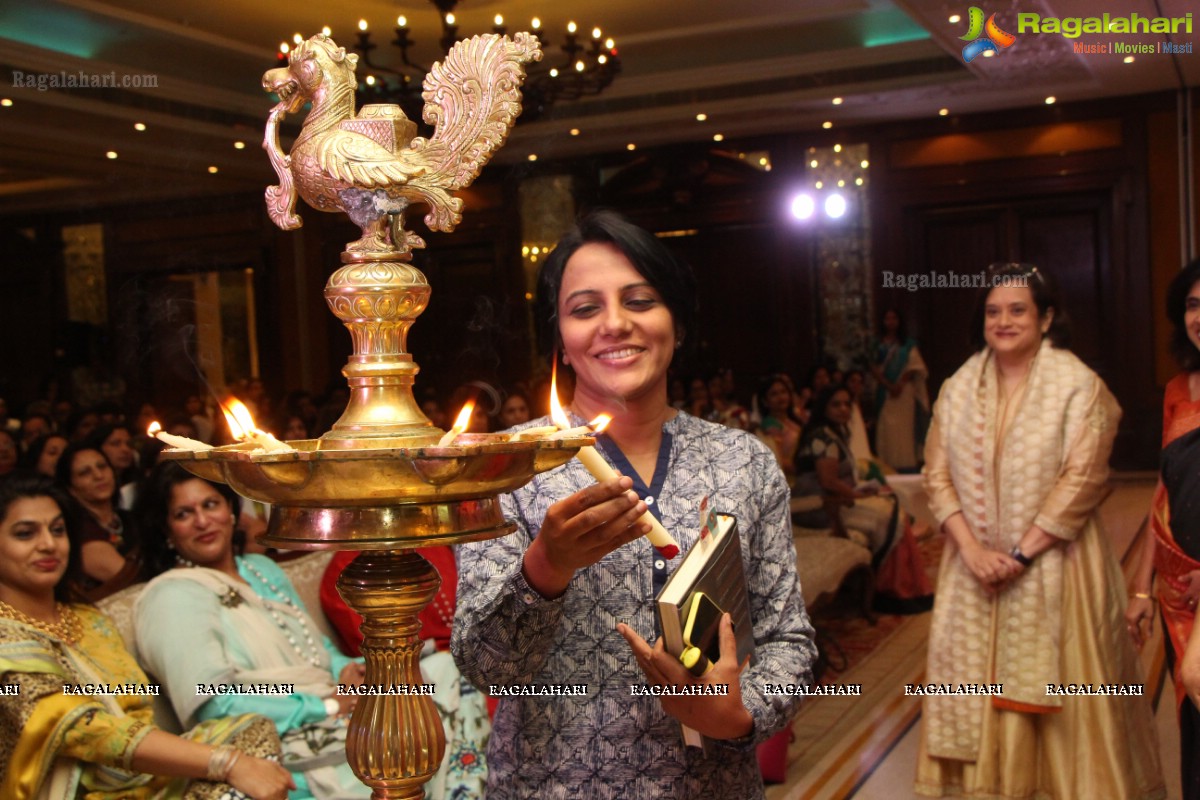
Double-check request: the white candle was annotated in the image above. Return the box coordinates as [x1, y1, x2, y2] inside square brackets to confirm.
[547, 423, 595, 439]
[510, 425, 561, 440]
[572, 444, 680, 559]
[248, 429, 293, 453]
[546, 363, 680, 558]
[150, 428, 213, 451]
[437, 401, 475, 447]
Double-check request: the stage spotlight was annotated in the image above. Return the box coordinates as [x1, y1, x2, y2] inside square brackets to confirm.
[790, 193, 816, 221]
[824, 192, 847, 219]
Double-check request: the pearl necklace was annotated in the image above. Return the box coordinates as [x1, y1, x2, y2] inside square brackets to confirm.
[0, 599, 82, 644]
[240, 560, 324, 669]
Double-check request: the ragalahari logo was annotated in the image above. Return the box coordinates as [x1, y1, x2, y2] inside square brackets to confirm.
[959, 7, 1017, 62]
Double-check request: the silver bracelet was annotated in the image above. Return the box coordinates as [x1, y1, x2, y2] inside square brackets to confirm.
[323, 697, 340, 717]
[206, 745, 240, 782]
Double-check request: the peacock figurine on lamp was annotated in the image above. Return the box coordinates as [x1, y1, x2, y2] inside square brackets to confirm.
[263, 31, 542, 257]
[260, 31, 542, 448]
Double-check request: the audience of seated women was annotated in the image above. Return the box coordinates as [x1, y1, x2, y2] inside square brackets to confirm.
[0, 474, 293, 800]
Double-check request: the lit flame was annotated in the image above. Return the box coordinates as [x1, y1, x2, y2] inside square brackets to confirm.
[147, 421, 162, 437]
[590, 414, 612, 433]
[222, 399, 256, 440]
[449, 399, 475, 433]
[549, 360, 569, 429]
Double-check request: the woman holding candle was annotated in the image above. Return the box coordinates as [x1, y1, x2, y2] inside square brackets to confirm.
[0, 474, 293, 800]
[1125, 257, 1200, 800]
[453, 210, 816, 799]
[133, 462, 371, 800]
[914, 263, 1162, 799]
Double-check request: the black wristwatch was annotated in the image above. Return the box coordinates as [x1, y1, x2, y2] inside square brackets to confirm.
[1010, 546, 1034, 567]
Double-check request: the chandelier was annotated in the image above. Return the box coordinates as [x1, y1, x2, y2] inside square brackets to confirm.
[339, 0, 620, 123]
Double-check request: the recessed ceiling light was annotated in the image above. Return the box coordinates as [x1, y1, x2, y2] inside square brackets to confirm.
[1124, 55, 1135, 63]
[938, 108, 949, 116]
[860, 160, 869, 168]
[832, 97, 843, 105]
[626, 143, 636, 151]
[569, 128, 580, 136]
[233, 141, 246, 149]
[133, 122, 146, 131]
[983, 50, 994, 57]
[321, 26, 331, 36]
[949, 14, 961, 23]
[696, 113, 707, 122]
[833, 144, 842, 152]
[1, 98, 13, 107]
[527, 154, 538, 161]
[810, 159, 818, 168]
[207, 165, 219, 173]
[1045, 96, 1056, 105]
[713, 133, 724, 142]
[105, 151, 118, 159]
[822, 121, 833, 129]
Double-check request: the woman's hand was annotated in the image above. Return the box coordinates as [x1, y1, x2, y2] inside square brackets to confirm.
[333, 662, 366, 716]
[1125, 595, 1155, 647]
[226, 755, 295, 800]
[958, 540, 1022, 590]
[617, 614, 753, 740]
[522, 476, 650, 598]
[1182, 569, 1200, 612]
[338, 661, 366, 687]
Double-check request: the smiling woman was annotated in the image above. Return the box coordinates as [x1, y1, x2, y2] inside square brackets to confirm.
[453, 210, 816, 799]
[915, 262, 1163, 799]
[133, 462, 371, 800]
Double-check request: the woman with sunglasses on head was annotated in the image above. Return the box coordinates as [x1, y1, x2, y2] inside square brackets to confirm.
[0, 474, 293, 800]
[452, 210, 815, 799]
[915, 263, 1162, 799]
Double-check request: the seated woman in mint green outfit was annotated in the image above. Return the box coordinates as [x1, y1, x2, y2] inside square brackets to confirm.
[133, 462, 369, 800]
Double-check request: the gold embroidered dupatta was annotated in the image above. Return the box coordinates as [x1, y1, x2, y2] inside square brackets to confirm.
[924, 342, 1119, 759]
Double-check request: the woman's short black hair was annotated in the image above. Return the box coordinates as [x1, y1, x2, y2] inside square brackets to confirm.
[1166, 258, 1200, 372]
[0, 474, 87, 603]
[135, 461, 243, 580]
[535, 209, 698, 370]
[969, 262, 1072, 351]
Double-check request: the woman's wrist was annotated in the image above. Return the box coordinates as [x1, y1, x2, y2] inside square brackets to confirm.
[521, 538, 572, 599]
[206, 745, 240, 782]
[323, 697, 340, 718]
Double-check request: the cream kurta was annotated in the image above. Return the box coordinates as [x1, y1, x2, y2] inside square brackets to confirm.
[915, 342, 1163, 799]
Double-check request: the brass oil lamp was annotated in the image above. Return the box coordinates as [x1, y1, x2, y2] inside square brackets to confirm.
[162, 31, 587, 799]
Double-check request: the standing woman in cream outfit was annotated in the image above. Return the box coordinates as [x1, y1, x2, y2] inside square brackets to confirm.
[915, 263, 1163, 799]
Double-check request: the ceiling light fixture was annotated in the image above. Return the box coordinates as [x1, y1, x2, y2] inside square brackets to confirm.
[344, 3, 620, 124]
